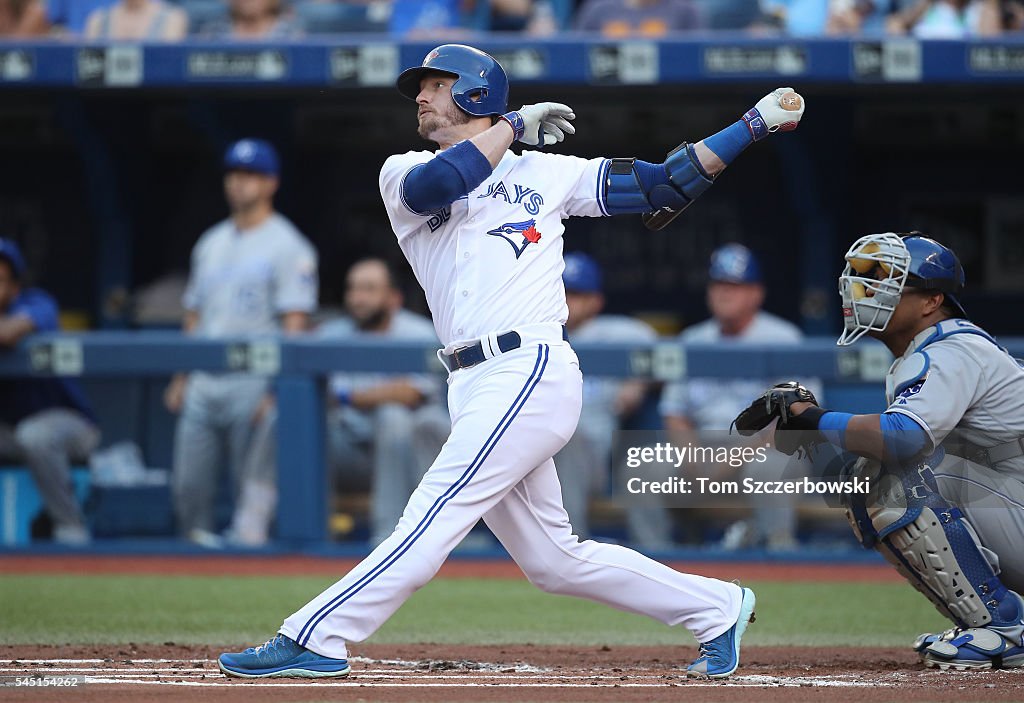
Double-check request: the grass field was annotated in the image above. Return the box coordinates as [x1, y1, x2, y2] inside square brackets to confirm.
[0, 573, 946, 648]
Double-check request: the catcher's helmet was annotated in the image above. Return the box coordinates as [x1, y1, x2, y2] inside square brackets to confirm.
[903, 235, 967, 318]
[396, 44, 509, 118]
[837, 232, 966, 345]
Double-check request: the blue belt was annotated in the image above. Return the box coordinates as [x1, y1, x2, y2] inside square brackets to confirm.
[441, 326, 567, 372]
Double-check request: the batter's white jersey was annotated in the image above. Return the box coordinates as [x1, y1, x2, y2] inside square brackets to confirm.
[885, 319, 1024, 472]
[379, 149, 609, 348]
[183, 213, 319, 337]
[659, 312, 805, 430]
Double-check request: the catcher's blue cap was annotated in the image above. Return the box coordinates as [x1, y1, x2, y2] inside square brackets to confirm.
[396, 44, 509, 118]
[563, 252, 602, 293]
[0, 238, 26, 280]
[903, 234, 967, 318]
[709, 243, 762, 284]
[224, 139, 279, 176]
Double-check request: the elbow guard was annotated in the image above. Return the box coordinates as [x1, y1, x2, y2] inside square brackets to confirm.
[603, 144, 715, 221]
[642, 142, 715, 231]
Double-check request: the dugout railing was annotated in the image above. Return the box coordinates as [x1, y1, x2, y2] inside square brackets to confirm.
[4, 333, 1021, 545]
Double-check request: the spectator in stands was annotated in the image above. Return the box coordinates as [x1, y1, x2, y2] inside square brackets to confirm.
[0, 239, 99, 545]
[165, 139, 318, 548]
[574, 0, 702, 35]
[29, 0, 112, 35]
[658, 244, 808, 550]
[202, 0, 302, 39]
[0, 0, 48, 36]
[824, 0, 901, 35]
[489, 0, 560, 33]
[887, 0, 1004, 36]
[84, 0, 187, 40]
[555, 253, 658, 543]
[758, 0, 831, 35]
[317, 258, 449, 546]
[389, 0, 468, 37]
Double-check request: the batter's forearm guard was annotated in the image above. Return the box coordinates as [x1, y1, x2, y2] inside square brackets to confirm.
[642, 142, 714, 231]
[602, 142, 715, 226]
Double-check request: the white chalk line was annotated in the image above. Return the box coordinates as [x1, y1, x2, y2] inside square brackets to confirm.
[3, 660, 894, 688]
[79, 678, 882, 688]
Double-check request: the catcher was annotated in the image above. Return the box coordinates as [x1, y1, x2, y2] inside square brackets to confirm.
[733, 232, 1024, 671]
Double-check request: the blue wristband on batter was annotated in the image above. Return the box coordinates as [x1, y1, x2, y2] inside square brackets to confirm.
[742, 108, 770, 142]
[500, 111, 525, 141]
[702, 119, 754, 166]
[335, 389, 351, 407]
[818, 411, 853, 450]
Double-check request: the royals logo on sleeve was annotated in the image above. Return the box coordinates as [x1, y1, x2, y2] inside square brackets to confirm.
[895, 380, 925, 404]
[487, 219, 542, 259]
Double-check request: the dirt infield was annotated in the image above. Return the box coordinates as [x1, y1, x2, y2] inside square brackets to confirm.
[0, 554, 903, 582]
[4, 643, 1024, 702]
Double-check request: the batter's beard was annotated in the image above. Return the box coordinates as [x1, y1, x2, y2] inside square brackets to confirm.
[417, 104, 472, 141]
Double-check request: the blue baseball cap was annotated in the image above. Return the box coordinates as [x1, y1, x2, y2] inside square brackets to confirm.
[563, 252, 603, 293]
[224, 139, 280, 176]
[0, 238, 26, 280]
[709, 243, 762, 284]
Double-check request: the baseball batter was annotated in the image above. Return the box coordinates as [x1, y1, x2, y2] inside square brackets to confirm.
[733, 232, 1024, 670]
[219, 44, 805, 680]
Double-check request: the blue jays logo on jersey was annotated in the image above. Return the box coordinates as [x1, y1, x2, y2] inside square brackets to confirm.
[477, 181, 544, 215]
[487, 219, 542, 259]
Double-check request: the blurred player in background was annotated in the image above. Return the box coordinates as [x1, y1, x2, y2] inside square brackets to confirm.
[555, 252, 657, 542]
[318, 258, 450, 546]
[165, 139, 318, 547]
[660, 244, 807, 550]
[0, 239, 99, 545]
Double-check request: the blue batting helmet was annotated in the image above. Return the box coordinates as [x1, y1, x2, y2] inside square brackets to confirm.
[903, 234, 967, 318]
[562, 252, 602, 293]
[396, 44, 509, 118]
[709, 243, 762, 284]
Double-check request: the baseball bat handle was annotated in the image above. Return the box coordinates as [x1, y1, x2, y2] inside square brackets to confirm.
[643, 207, 683, 231]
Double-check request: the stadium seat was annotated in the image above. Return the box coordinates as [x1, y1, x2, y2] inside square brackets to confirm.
[295, 1, 390, 34]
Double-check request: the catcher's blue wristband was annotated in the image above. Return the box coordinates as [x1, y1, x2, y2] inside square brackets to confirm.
[742, 107, 770, 142]
[819, 411, 852, 449]
[500, 111, 525, 141]
[335, 389, 351, 407]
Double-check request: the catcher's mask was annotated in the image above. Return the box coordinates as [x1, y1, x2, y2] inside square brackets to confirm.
[837, 232, 966, 346]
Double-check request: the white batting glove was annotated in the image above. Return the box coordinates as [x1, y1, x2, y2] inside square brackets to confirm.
[742, 87, 805, 141]
[500, 102, 576, 147]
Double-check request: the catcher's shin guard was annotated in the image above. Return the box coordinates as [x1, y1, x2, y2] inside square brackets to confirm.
[843, 455, 1024, 640]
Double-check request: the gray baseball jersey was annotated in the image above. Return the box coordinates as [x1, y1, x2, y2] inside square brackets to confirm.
[885, 319, 1024, 472]
[319, 309, 442, 402]
[182, 213, 319, 337]
[572, 314, 658, 415]
[659, 312, 804, 430]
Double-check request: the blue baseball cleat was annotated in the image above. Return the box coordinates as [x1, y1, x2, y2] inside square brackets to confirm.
[218, 634, 351, 678]
[686, 587, 756, 679]
[922, 627, 1024, 671]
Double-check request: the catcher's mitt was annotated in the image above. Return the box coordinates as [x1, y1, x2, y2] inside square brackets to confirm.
[732, 381, 818, 436]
